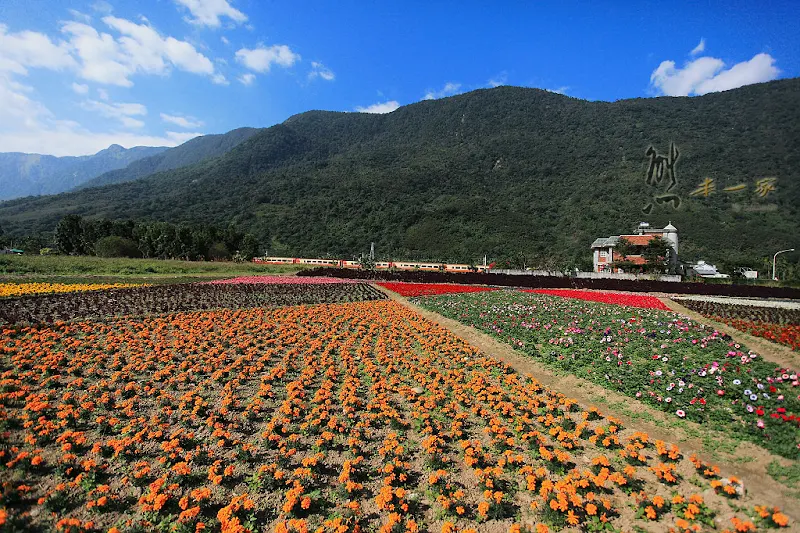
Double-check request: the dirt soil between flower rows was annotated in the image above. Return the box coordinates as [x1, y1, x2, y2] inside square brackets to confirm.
[375, 286, 800, 521]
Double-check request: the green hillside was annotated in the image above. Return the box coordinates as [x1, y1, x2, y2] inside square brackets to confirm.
[1, 80, 798, 268]
[74, 127, 260, 190]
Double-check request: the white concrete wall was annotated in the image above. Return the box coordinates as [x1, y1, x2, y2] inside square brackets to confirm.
[575, 272, 682, 282]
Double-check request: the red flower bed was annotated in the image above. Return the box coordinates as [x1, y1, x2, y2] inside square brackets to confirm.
[525, 288, 671, 310]
[376, 282, 498, 297]
[714, 318, 800, 351]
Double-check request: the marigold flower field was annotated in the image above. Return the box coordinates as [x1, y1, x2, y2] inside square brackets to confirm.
[0, 282, 385, 325]
[0, 283, 147, 298]
[0, 281, 795, 532]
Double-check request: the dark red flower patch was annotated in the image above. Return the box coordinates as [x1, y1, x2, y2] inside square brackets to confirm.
[713, 318, 800, 351]
[525, 288, 671, 310]
[376, 282, 498, 297]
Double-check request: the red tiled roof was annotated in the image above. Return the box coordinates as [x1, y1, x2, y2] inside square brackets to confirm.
[618, 234, 659, 246]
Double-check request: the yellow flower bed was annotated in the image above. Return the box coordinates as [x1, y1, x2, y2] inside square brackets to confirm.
[0, 282, 145, 298]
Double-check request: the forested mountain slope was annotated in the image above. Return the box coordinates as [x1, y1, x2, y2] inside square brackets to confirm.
[1, 79, 797, 266]
[75, 127, 260, 190]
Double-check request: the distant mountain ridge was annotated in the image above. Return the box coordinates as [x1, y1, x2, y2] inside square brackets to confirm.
[0, 144, 167, 200]
[75, 128, 261, 190]
[0, 79, 798, 269]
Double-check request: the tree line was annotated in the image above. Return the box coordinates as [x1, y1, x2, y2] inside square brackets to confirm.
[53, 215, 259, 261]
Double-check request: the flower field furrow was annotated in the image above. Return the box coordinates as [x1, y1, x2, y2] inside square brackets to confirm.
[0, 282, 147, 298]
[524, 289, 670, 311]
[206, 276, 359, 285]
[415, 290, 800, 460]
[0, 282, 386, 324]
[376, 282, 498, 297]
[0, 300, 791, 532]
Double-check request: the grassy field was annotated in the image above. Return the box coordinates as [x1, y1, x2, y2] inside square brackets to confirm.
[0, 254, 305, 284]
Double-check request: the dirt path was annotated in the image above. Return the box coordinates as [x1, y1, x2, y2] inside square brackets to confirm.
[660, 298, 800, 369]
[374, 287, 800, 519]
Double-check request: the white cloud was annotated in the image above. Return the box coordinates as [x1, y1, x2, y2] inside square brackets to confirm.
[236, 44, 300, 73]
[103, 16, 214, 75]
[82, 99, 147, 129]
[173, 0, 247, 28]
[91, 1, 113, 14]
[68, 9, 93, 23]
[690, 38, 706, 56]
[0, 24, 76, 75]
[60, 21, 131, 86]
[308, 61, 334, 81]
[220, 35, 229, 45]
[160, 112, 204, 128]
[650, 52, 779, 96]
[423, 82, 461, 100]
[238, 72, 255, 85]
[545, 86, 569, 95]
[355, 100, 400, 114]
[97, 87, 109, 100]
[0, 74, 199, 156]
[211, 73, 228, 85]
[71, 82, 89, 94]
[488, 72, 507, 87]
[0, 73, 52, 131]
[58, 17, 218, 87]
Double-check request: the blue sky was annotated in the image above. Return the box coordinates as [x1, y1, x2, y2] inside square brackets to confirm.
[0, 0, 797, 156]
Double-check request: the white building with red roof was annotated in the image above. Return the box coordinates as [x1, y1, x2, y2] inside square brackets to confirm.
[591, 222, 678, 273]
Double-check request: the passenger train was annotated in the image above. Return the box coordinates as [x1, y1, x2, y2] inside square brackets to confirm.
[252, 256, 492, 273]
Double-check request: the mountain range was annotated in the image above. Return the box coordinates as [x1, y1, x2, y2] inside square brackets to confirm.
[0, 79, 798, 268]
[0, 128, 261, 201]
[0, 144, 166, 200]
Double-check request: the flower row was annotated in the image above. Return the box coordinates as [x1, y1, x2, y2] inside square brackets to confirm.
[0, 282, 146, 298]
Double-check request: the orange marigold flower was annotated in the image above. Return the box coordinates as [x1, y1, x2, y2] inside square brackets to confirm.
[179, 506, 201, 522]
[566, 510, 579, 526]
[772, 512, 789, 527]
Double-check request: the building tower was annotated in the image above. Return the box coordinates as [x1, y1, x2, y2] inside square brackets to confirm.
[662, 222, 679, 269]
[662, 222, 678, 255]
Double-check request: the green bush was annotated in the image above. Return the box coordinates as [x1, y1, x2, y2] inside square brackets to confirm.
[94, 236, 142, 258]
